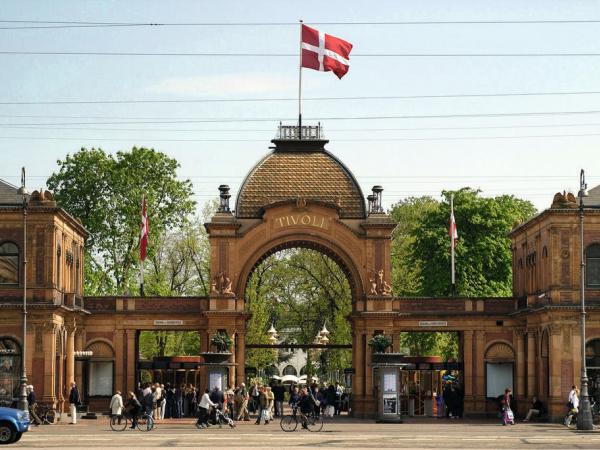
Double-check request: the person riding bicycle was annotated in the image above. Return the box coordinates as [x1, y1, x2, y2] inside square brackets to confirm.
[126, 392, 142, 429]
[289, 386, 300, 412]
[298, 387, 315, 429]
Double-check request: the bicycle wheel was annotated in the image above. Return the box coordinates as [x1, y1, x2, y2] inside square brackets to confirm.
[306, 413, 323, 432]
[280, 415, 298, 432]
[137, 415, 154, 432]
[44, 410, 56, 425]
[110, 415, 128, 432]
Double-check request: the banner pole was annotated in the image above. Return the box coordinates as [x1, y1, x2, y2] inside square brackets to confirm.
[451, 194, 456, 295]
[298, 19, 303, 139]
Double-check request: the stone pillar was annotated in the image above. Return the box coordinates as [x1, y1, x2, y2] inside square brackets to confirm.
[462, 330, 474, 413]
[526, 330, 537, 399]
[66, 326, 75, 387]
[571, 325, 582, 396]
[114, 329, 124, 394]
[42, 325, 56, 404]
[548, 324, 563, 418]
[516, 329, 526, 412]
[474, 331, 486, 412]
[235, 332, 246, 385]
[126, 329, 136, 394]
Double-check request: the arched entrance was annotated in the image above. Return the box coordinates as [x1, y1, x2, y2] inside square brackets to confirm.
[204, 126, 397, 418]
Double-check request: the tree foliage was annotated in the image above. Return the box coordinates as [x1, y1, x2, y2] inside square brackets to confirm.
[391, 188, 536, 297]
[138, 330, 200, 359]
[47, 147, 195, 295]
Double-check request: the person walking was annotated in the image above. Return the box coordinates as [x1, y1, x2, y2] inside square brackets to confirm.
[266, 386, 275, 422]
[325, 385, 336, 417]
[142, 383, 153, 418]
[159, 384, 167, 420]
[236, 383, 249, 421]
[126, 392, 142, 429]
[226, 385, 235, 419]
[152, 383, 162, 420]
[565, 388, 580, 426]
[273, 381, 285, 417]
[26, 385, 42, 426]
[502, 388, 515, 425]
[68, 381, 81, 424]
[255, 386, 269, 425]
[197, 389, 216, 429]
[110, 390, 124, 417]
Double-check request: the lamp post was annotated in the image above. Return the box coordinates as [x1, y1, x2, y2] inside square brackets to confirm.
[16, 167, 29, 412]
[577, 169, 593, 430]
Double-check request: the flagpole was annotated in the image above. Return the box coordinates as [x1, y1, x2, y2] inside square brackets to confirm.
[451, 194, 456, 296]
[140, 195, 145, 297]
[298, 19, 303, 139]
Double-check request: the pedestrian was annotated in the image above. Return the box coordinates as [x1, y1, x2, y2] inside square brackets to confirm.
[159, 384, 167, 420]
[502, 388, 515, 425]
[175, 384, 184, 418]
[255, 386, 269, 425]
[273, 381, 285, 417]
[564, 388, 580, 426]
[266, 386, 275, 421]
[142, 383, 153, 418]
[523, 396, 544, 422]
[68, 381, 81, 424]
[289, 386, 300, 410]
[126, 392, 142, 429]
[152, 383, 162, 420]
[334, 382, 343, 415]
[236, 383, 249, 421]
[26, 385, 42, 426]
[197, 388, 216, 429]
[165, 383, 174, 418]
[226, 385, 235, 419]
[325, 385, 336, 417]
[110, 390, 124, 417]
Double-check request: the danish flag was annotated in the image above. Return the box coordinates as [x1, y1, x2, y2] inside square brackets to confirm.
[140, 196, 149, 262]
[449, 207, 458, 249]
[301, 24, 353, 79]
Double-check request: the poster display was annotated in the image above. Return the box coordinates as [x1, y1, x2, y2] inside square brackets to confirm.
[383, 372, 397, 393]
[383, 394, 397, 414]
[208, 371, 223, 391]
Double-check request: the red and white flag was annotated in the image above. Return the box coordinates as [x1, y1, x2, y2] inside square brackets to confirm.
[140, 196, 149, 261]
[301, 24, 353, 79]
[449, 206, 458, 249]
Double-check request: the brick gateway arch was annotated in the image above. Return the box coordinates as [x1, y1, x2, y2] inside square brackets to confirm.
[204, 126, 397, 417]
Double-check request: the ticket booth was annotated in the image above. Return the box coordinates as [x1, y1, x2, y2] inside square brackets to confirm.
[373, 362, 407, 423]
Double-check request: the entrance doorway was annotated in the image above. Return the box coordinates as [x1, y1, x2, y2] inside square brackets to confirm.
[244, 247, 353, 415]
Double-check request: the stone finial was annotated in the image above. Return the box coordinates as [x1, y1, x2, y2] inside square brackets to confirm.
[218, 185, 231, 213]
[550, 191, 578, 209]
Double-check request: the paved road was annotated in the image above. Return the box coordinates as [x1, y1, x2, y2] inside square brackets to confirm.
[12, 418, 600, 449]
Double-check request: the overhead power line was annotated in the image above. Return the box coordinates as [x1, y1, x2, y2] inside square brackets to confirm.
[2, 90, 600, 105]
[2, 50, 600, 57]
[3, 109, 600, 125]
[2, 132, 600, 142]
[2, 19, 600, 29]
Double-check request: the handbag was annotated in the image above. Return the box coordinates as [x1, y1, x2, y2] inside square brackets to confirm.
[506, 408, 514, 421]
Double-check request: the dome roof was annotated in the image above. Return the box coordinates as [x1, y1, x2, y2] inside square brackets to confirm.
[235, 141, 366, 219]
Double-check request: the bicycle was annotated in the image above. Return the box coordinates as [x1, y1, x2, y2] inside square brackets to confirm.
[280, 407, 323, 432]
[35, 404, 56, 425]
[109, 412, 155, 432]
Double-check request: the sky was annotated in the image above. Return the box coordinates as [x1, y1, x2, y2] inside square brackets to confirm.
[1, 0, 600, 213]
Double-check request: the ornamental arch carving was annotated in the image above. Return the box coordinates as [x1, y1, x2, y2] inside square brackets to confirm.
[484, 341, 515, 361]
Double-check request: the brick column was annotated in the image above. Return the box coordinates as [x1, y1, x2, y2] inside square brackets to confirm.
[65, 326, 75, 387]
[235, 332, 245, 385]
[548, 324, 563, 418]
[526, 330, 537, 399]
[114, 329, 124, 393]
[516, 329, 526, 410]
[126, 329, 136, 394]
[462, 330, 474, 414]
[474, 331, 486, 412]
[42, 325, 56, 404]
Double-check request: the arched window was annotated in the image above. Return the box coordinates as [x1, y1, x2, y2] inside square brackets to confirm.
[283, 365, 297, 376]
[0, 242, 19, 284]
[587, 244, 600, 288]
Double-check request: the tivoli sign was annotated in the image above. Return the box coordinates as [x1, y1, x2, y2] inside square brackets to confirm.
[274, 214, 329, 229]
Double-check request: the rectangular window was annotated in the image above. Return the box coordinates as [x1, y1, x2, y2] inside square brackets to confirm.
[88, 361, 113, 396]
[0, 256, 18, 284]
[486, 362, 513, 398]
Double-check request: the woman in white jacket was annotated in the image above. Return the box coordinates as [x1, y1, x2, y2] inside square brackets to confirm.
[196, 389, 216, 429]
[110, 391, 124, 417]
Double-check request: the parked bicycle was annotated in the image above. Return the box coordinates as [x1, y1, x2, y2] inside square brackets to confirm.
[35, 404, 56, 425]
[109, 412, 155, 432]
[280, 406, 323, 432]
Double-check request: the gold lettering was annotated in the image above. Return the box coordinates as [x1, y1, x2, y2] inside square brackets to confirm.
[316, 216, 326, 228]
[301, 215, 311, 225]
[274, 214, 328, 229]
[275, 217, 285, 227]
[289, 215, 298, 225]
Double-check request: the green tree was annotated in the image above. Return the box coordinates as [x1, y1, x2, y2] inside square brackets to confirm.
[47, 147, 195, 295]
